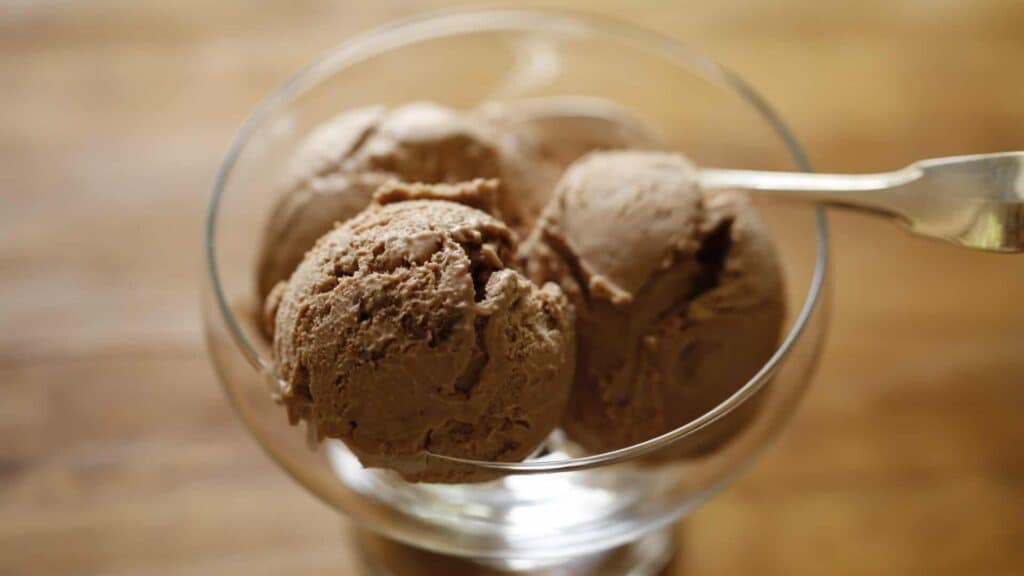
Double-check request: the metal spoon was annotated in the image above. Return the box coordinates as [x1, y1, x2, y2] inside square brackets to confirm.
[699, 152, 1024, 253]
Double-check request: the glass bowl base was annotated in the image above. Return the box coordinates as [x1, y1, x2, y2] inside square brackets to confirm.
[353, 524, 676, 575]
[327, 437, 681, 559]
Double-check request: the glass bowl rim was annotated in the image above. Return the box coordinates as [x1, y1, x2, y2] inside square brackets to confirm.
[204, 7, 829, 474]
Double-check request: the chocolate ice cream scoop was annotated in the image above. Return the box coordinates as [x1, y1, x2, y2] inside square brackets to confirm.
[522, 151, 785, 459]
[268, 182, 575, 483]
[478, 97, 663, 227]
[256, 102, 536, 301]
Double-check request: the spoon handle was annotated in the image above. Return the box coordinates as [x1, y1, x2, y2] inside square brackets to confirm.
[698, 167, 919, 214]
[698, 152, 1024, 253]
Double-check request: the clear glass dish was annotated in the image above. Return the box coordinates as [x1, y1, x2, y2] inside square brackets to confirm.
[203, 9, 829, 575]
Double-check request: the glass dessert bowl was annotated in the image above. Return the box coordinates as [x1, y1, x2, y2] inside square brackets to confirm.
[203, 9, 829, 575]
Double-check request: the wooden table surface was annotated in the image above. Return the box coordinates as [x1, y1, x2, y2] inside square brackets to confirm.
[2, 1, 1022, 575]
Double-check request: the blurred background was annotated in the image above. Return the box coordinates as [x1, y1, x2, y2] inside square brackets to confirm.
[2, 1, 1022, 575]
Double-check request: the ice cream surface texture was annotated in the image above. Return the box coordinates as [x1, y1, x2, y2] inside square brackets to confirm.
[522, 151, 785, 458]
[268, 181, 576, 483]
[478, 97, 662, 229]
[257, 98, 662, 301]
[257, 102, 526, 301]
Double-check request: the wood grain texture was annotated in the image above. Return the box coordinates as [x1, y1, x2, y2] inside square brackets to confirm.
[2, 1, 1022, 575]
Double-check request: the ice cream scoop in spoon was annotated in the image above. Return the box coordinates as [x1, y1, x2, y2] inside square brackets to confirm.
[699, 151, 1024, 253]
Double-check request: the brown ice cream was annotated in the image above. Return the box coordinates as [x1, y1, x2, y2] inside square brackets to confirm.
[257, 99, 663, 303]
[256, 102, 537, 302]
[268, 181, 575, 483]
[478, 97, 662, 226]
[522, 151, 785, 459]
[257, 106, 386, 301]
